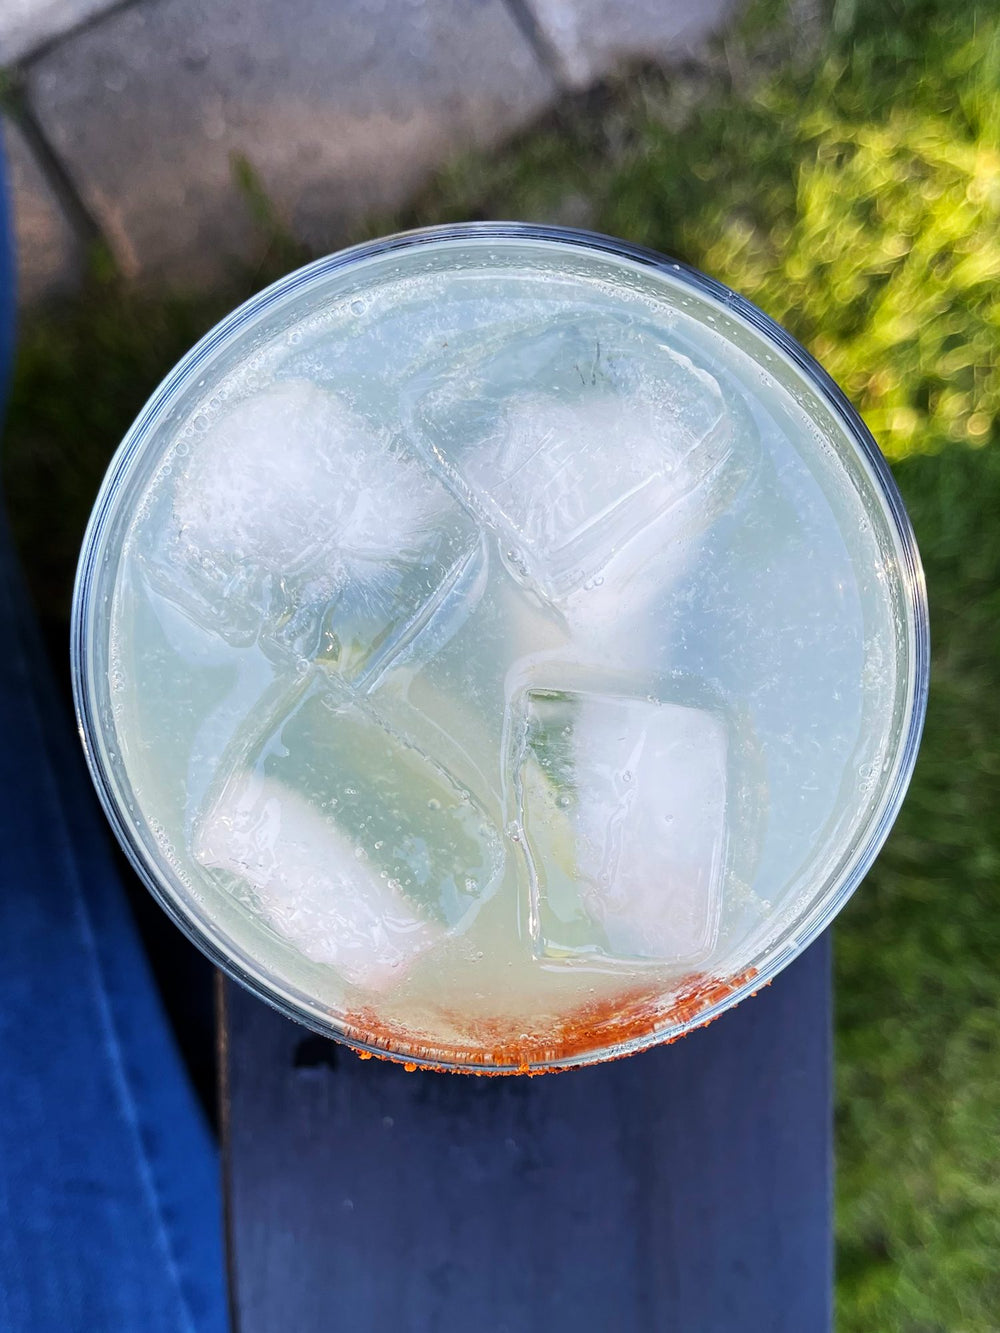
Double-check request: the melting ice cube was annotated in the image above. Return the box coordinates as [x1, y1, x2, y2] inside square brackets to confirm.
[405, 315, 752, 616]
[194, 679, 506, 990]
[149, 378, 484, 681]
[194, 771, 444, 990]
[515, 685, 727, 964]
[466, 389, 721, 604]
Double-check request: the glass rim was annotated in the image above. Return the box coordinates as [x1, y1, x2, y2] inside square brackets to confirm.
[71, 221, 930, 1073]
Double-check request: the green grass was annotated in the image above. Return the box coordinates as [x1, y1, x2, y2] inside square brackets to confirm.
[3, 0, 999, 1327]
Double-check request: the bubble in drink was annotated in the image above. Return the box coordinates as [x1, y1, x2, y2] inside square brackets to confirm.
[75, 230, 925, 1071]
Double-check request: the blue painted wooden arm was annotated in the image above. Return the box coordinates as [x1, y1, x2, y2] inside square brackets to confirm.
[221, 936, 831, 1332]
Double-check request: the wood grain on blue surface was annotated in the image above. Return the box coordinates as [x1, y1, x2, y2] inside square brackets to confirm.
[221, 936, 831, 1332]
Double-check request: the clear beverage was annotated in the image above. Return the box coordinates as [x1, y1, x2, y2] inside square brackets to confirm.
[73, 227, 927, 1071]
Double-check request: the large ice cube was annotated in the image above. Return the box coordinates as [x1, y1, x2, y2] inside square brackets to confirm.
[148, 378, 484, 683]
[405, 314, 751, 616]
[513, 684, 727, 964]
[194, 771, 444, 990]
[194, 679, 506, 989]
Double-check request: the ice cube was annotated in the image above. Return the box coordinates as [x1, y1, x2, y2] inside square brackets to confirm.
[405, 314, 752, 615]
[514, 684, 727, 964]
[148, 378, 485, 681]
[194, 679, 506, 989]
[194, 770, 444, 990]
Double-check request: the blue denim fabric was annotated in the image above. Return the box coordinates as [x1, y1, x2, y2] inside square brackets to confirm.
[0, 137, 227, 1333]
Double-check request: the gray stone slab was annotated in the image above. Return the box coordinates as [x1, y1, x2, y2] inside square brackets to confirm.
[527, 0, 737, 89]
[2, 115, 82, 305]
[26, 0, 555, 285]
[0, 0, 120, 66]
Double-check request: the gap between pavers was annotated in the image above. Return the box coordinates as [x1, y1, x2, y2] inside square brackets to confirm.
[2, 115, 83, 304]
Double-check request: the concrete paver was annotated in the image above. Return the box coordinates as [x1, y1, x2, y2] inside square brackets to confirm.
[0, 0, 119, 66]
[26, 0, 555, 285]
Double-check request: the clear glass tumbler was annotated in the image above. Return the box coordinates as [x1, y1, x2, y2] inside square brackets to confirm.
[72, 224, 929, 1072]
